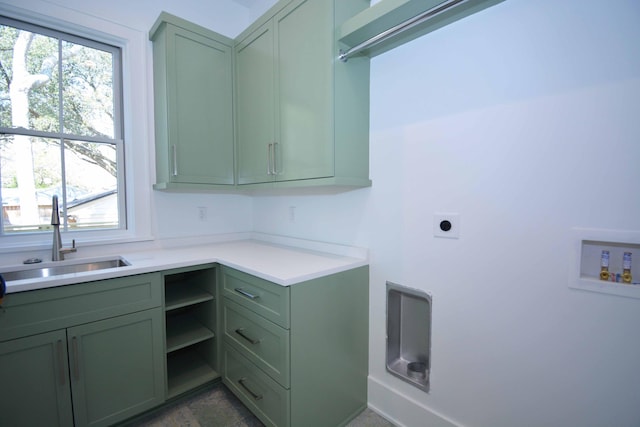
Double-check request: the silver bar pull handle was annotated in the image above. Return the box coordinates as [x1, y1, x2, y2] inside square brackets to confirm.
[234, 288, 259, 300]
[273, 142, 278, 175]
[57, 339, 66, 385]
[267, 143, 273, 175]
[238, 377, 263, 400]
[71, 336, 80, 381]
[172, 145, 178, 176]
[235, 328, 261, 345]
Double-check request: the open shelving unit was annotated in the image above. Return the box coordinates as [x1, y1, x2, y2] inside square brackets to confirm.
[163, 265, 219, 399]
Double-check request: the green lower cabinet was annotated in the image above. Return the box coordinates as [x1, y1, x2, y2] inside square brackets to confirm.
[69, 308, 165, 427]
[0, 329, 74, 427]
[162, 265, 219, 399]
[224, 344, 290, 427]
[0, 308, 165, 427]
[0, 273, 165, 427]
[221, 265, 369, 427]
[223, 298, 290, 387]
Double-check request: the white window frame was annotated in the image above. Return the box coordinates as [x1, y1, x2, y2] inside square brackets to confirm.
[0, 2, 153, 252]
[0, 15, 126, 234]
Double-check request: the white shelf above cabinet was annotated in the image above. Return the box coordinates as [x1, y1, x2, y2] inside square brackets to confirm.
[338, 0, 505, 59]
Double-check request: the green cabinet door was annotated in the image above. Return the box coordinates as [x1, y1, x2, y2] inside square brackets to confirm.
[236, 0, 333, 185]
[0, 330, 74, 427]
[275, 0, 334, 181]
[151, 14, 235, 188]
[235, 21, 276, 185]
[234, 0, 371, 188]
[68, 308, 165, 427]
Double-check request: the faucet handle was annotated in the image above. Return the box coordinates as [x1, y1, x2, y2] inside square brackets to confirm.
[60, 240, 77, 257]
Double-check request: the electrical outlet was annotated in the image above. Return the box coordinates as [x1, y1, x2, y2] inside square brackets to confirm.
[433, 213, 460, 239]
[198, 206, 207, 221]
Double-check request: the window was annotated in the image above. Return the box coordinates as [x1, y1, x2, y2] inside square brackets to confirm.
[0, 16, 124, 235]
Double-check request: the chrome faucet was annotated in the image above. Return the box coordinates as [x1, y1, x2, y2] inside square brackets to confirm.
[51, 195, 76, 261]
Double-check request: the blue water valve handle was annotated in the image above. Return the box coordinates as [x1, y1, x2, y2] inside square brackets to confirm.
[0, 274, 5, 305]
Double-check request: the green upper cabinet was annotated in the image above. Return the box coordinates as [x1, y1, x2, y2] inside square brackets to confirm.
[235, 21, 276, 185]
[235, 0, 372, 188]
[276, 0, 334, 183]
[151, 13, 235, 189]
[149, 1, 499, 192]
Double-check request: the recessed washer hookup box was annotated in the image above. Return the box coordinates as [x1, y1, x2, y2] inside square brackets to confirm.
[386, 282, 431, 392]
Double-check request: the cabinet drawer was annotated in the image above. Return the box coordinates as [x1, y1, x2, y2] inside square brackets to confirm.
[221, 267, 289, 328]
[223, 298, 290, 387]
[0, 273, 162, 342]
[223, 344, 290, 427]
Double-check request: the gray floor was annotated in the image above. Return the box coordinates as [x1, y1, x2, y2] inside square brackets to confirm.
[134, 382, 394, 427]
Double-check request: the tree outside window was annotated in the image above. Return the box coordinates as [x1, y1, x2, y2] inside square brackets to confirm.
[0, 16, 124, 234]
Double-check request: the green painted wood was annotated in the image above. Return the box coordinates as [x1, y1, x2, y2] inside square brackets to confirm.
[165, 313, 215, 352]
[151, 182, 241, 191]
[163, 264, 216, 311]
[151, 13, 234, 187]
[235, 21, 276, 185]
[221, 265, 369, 427]
[162, 265, 219, 398]
[333, 0, 372, 187]
[231, 176, 372, 191]
[150, 0, 499, 192]
[68, 308, 165, 427]
[221, 266, 290, 329]
[223, 298, 290, 388]
[235, 0, 371, 189]
[166, 348, 220, 399]
[165, 285, 214, 311]
[274, 0, 333, 181]
[223, 344, 290, 427]
[67, 308, 165, 426]
[0, 273, 162, 342]
[289, 266, 369, 427]
[0, 330, 74, 427]
[338, 0, 505, 58]
[0, 265, 227, 426]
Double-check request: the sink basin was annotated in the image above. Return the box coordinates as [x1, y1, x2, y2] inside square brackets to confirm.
[0, 257, 130, 282]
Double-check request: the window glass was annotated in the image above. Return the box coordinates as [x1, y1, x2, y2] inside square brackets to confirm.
[62, 41, 115, 138]
[0, 17, 124, 234]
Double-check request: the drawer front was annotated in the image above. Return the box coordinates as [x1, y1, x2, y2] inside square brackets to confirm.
[223, 298, 290, 387]
[223, 344, 290, 427]
[221, 267, 289, 329]
[0, 273, 162, 342]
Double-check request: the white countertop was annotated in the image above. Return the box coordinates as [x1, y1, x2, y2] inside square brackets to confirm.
[2, 239, 368, 293]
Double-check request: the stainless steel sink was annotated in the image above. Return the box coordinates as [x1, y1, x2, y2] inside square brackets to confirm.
[0, 257, 130, 282]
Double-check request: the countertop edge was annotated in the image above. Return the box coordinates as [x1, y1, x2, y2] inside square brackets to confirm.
[2, 239, 369, 293]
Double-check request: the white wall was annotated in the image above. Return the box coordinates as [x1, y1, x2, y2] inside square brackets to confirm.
[253, 0, 640, 426]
